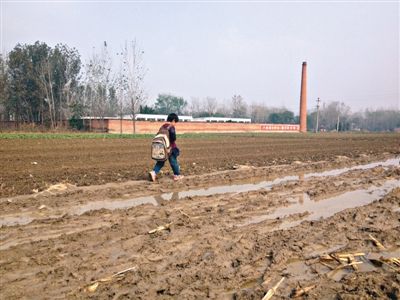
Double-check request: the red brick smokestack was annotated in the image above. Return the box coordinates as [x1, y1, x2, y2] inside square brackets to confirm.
[299, 62, 307, 133]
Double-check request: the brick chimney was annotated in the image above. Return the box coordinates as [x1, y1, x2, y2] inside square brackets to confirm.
[299, 62, 307, 133]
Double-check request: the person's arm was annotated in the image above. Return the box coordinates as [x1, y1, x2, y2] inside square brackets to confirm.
[169, 126, 176, 143]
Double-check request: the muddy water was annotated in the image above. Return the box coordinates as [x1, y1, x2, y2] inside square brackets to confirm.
[283, 247, 400, 283]
[0, 158, 398, 227]
[305, 157, 399, 178]
[240, 179, 400, 230]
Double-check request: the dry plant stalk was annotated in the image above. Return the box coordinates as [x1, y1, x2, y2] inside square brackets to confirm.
[320, 254, 334, 260]
[179, 210, 190, 218]
[87, 282, 99, 292]
[262, 277, 285, 300]
[348, 254, 358, 271]
[320, 252, 366, 271]
[292, 285, 316, 298]
[148, 222, 173, 234]
[86, 266, 137, 293]
[381, 258, 400, 268]
[369, 234, 386, 250]
[390, 258, 400, 267]
[319, 261, 336, 270]
[329, 253, 343, 264]
[334, 261, 363, 271]
[337, 253, 365, 258]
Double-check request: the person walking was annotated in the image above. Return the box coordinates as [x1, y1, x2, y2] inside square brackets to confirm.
[149, 113, 184, 182]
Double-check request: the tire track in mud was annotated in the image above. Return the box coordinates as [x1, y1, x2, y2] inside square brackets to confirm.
[0, 156, 399, 299]
[1, 157, 398, 227]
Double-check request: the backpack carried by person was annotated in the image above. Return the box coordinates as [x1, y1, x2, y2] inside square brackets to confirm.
[151, 125, 171, 161]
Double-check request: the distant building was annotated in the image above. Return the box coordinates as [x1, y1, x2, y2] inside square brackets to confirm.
[80, 114, 299, 133]
[133, 114, 250, 123]
[193, 117, 251, 123]
[82, 114, 250, 123]
[133, 114, 193, 122]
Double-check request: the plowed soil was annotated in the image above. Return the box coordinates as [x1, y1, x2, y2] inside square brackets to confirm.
[0, 133, 398, 197]
[0, 133, 399, 299]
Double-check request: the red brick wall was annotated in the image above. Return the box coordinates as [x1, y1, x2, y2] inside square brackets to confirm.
[103, 120, 300, 134]
[83, 119, 109, 132]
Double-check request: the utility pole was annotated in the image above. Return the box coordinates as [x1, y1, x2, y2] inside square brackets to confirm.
[336, 113, 340, 131]
[314, 97, 320, 133]
[336, 102, 342, 132]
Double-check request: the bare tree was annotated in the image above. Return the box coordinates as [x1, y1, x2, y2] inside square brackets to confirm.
[250, 104, 270, 123]
[319, 101, 350, 131]
[231, 94, 247, 118]
[118, 40, 146, 134]
[188, 97, 203, 116]
[115, 58, 129, 134]
[115, 85, 126, 134]
[215, 98, 231, 117]
[0, 54, 9, 122]
[205, 97, 217, 116]
[39, 58, 56, 128]
[85, 42, 113, 131]
[37, 44, 81, 128]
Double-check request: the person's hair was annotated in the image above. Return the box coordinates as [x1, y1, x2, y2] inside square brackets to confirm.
[167, 113, 179, 122]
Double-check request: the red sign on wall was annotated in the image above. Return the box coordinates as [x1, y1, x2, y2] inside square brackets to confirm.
[261, 124, 300, 131]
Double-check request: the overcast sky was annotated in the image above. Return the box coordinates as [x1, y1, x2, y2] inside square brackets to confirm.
[2, 1, 399, 113]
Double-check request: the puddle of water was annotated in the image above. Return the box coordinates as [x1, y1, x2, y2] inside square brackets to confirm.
[325, 249, 400, 281]
[282, 260, 317, 281]
[0, 222, 110, 251]
[284, 248, 399, 283]
[177, 176, 299, 198]
[0, 215, 35, 227]
[0, 176, 297, 227]
[305, 158, 399, 178]
[305, 244, 347, 259]
[71, 196, 159, 215]
[0, 158, 398, 227]
[0, 195, 165, 227]
[327, 266, 353, 281]
[240, 180, 400, 230]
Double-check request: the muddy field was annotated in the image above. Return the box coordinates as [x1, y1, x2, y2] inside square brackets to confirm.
[0, 133, 399, 198]
[0, 133, 399, 299]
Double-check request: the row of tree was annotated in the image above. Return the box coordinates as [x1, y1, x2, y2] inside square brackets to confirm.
[0, 40, 145, 132]
[142, 94, 253, 119]
[1, 41, 399, 132]
[143, 96, 400, 132]
[307, 101, 400, 132]
[1, 42, 81, 128]
[140, 94, 297, 125]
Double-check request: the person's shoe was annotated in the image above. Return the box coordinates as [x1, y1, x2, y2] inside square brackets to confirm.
[149, 171, 156, 182]
[173, 175, 184, 181]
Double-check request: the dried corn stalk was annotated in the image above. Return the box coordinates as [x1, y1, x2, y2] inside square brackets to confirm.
[291, 285, 316, 298]
[319, 261, 336, 270]
[337, 253, 365, 258]
[86, 266, 137, 293]
[369, 234, 386, 250]
[389, 258, 400, 267]
[148, 222, 173, 234]
[262, 277, 285, 300]
[381, 258, 400, 268]
[348, 254, 358, 271]
[334, 261, 363, 270]
[87, 282, 99, 292]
